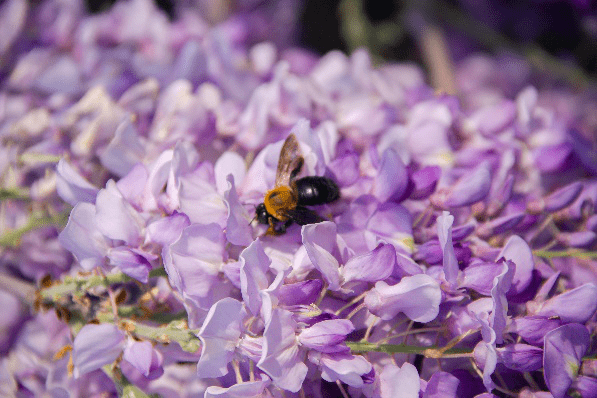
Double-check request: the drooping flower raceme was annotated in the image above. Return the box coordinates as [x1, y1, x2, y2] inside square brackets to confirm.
[1, 1, 597, 397]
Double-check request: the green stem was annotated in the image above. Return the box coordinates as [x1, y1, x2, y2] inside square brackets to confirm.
[40, 267, 168, 301]
[0, 210, 70, 247]
[347, 341, 471, 357]
[123, 320, 201, 353]
[534, 250, 597, 259]
[0, 187, 30, 201]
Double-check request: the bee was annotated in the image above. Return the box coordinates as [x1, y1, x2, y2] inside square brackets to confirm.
[256, 134, 340, 235]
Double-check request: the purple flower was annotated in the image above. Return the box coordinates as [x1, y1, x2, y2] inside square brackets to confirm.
[196, 298, 244, 378]
[257, 308, 307, 392]
[365, 274, 442, 323]
[72, 323, 125, 378]
[379, 362, 420, 398]
[543, 323, 590, 398]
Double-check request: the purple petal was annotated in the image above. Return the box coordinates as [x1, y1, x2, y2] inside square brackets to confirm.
[465, 100, 516, 137]
[240, 239, 271, 316]
[423, 371, 460, 398]
[476, 213, 525, 238]
[258, 308, 307, 392]
[55, 159, 99, 206]
[433, 162, 491, 208]
[379, 362, 420, 398]
[486, 174, 514, 217]
[145, 212, 191, 247]
[224, 174, 253, 246]
[437, 211, 458, 287]
[302, 222, 341, 291]
[528, 181, 583, 214]
[409, 166, 441, 200]
[490, 261, 515, 345]
[298, 319, 354, 353]
[534, 142, 573, 173]
[536, 283, 597, 323]
[372, 148, 408, 202]
[73, 324, 125, 378]
[328, 153, 360, 187]
[214, 151, 246, 196]
[366, 202, 413, 248]
[543, 324, 590, 398]
[94, 180, 143, 246]
[365, 274, 442, 323]
[162, 223, 226, 309]
[123, 340, 163, 379]
[497, 235, 534, 296]
[107, 246, 154, 283]
[204, 374, 271, 398]
[196, 298, 244, 378]
[278, 280, 323, 306]
[343, 243, 396, 284]
[461, 262, 505, 296]
[574, 376, 597, 398]
[510, 316, 563, 346]
[557, 231, 597, 248]
[99, 119, 146, 177]
[315, 352, 373, 388]
[498, 344, 543, 372]
[58, 203, 109, 271]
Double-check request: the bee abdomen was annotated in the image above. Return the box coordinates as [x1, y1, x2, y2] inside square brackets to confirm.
[295, 176, 340, 206]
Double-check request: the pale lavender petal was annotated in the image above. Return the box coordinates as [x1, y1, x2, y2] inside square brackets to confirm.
[122, 340, 163, 379]
[258, 308, 307, 392]
[99, 119, 146, 177]
[73, 324, 125, 378]
[314, 352, 373, 388]
[342, 243, 396, 284]
[302, 222, 341, 291]
[162, 223, 225, 309]
[366, 202, 413, 249]
[58, 203, 109, 270]
[145, 212, 191, 247]
[380, 362, 420, 398]
[107, 246, 154, 283]
[461, 262, 505, 296]
[214, 151, 247, 195]
[365, 274, 442, 323]
[224, 175, 253, 246]
[298, 319, 354, 353]
[55, 159, 99, 206]
[544, 324, 590, 398]
[94, 180, 143, 246]
[423, 371, 460, 398]
[437, 211, 458, 287]
[490, 260, 515, 345]
[204, 374, 271, 398]
[0, 0, 27, 55]
[240, 239, 271, 316]
[196, 298, 244, 378]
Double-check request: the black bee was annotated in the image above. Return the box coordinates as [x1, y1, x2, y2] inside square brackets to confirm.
[256, 134, 340, 235]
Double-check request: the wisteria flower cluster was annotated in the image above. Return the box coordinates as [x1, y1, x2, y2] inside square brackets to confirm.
[1, 1, 597, 397]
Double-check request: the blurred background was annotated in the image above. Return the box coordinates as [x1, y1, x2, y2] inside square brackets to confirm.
[85, 0, 597, 89]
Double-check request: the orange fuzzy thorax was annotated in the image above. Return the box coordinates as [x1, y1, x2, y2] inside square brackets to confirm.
[264, 186, 298, 221]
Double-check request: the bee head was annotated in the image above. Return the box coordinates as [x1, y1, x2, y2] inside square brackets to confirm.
[255, 203, 270, 225]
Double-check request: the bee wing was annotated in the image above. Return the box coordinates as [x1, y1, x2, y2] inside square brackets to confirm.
[275, 134, 304, 187]
[285, 206, 325, 226]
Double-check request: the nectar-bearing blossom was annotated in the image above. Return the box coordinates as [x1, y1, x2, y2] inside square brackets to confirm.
[1, 0, 597, 397]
